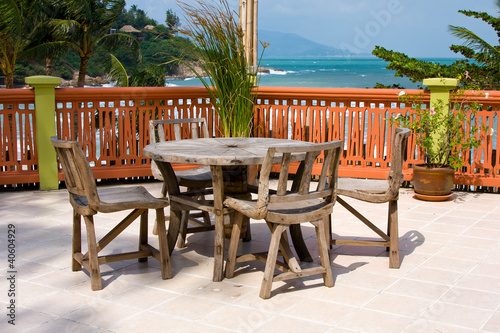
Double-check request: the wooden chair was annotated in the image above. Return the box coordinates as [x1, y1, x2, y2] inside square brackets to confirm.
[331, 127, 411, 268]
[149, 118, 214, 248]
[224, 140, 343, 299]
[51, 137, 172, 291]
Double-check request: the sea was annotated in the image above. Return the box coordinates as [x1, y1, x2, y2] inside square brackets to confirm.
[165, 57, 459, 89]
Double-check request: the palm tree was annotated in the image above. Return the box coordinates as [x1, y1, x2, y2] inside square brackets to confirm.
[51, 0, 141, 87]
[0, 0, 45, 88]
[448, 0, 500, 67]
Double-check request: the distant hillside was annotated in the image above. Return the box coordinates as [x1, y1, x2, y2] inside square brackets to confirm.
[258, 30, 361, 58]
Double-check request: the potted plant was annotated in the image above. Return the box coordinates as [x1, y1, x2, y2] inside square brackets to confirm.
[174, 0, 267, 237]
[176, 0, 267, 138]
[393, 83, 488, 200]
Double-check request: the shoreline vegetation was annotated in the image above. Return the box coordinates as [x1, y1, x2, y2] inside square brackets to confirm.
[57, 62, 285, 87]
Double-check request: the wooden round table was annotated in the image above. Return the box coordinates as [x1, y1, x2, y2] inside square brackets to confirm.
[144, 137, 316, 281]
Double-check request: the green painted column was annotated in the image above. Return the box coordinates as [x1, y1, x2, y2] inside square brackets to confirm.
[423, 78, 459, 164]
[25, 75, 61, 190]
[423, 78, 459, 109]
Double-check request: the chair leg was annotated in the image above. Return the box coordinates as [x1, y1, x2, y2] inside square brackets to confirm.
[155, 208, 172, 279]
[72, 211, 82, 271]
[167, 208, 182, 255]
[83, 215, 102, 291]
[388, 200, 400, 269]
[315, 218, 334, 287]
[259, 223, 285, 299]
[225, 212, 244, 278]
[176, 210, 189, 248]
[138, 211, 148, 262]
[153, 184, 168, 236]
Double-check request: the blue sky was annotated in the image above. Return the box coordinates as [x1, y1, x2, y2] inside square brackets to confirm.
[127, 0, 499, 58]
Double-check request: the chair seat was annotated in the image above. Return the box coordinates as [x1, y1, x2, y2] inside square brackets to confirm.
[72, 186, 169, 214]
[176, 166, 212, 188]
[338, 177, 389, 198]
[225, 196, 334, 224]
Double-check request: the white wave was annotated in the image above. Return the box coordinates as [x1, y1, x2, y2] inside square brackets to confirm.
[269, 69, 288, 75]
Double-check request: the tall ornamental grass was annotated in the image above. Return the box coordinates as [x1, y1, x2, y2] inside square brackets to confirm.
[177, 0, 264, 137]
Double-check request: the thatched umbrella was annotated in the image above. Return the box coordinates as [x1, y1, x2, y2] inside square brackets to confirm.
[119, 25, 141, 33]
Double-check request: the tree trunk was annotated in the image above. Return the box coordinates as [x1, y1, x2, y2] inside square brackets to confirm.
[77, 57, 89, 87]
[5, 73, 14, 89]
[45, 57, 53, 76]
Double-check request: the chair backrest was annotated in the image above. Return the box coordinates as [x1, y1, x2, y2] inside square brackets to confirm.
[253, 140, 343, 219]
[51, 136, 100, 211]
[148, 118, 211, 181]
[387, 127, 411, 198]
[149, 118, 210, 144]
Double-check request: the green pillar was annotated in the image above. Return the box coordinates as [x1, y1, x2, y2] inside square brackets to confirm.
[423, 78, 459, 164]
[423, 78, 459, 109]
[26, 75, 61, 190]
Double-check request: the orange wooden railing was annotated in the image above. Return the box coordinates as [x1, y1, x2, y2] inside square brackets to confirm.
[0, 89, 38, 184]
[1, 86, 499, 190]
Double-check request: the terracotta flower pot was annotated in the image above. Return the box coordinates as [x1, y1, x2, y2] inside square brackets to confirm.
[412, 164, 455, 197]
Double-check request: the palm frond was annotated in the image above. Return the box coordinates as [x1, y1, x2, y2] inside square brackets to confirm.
[98, 33, 142, 62]
[0, 0, 23, 36]
[449, 25, 500, 65]
[106, 53, 129, 87]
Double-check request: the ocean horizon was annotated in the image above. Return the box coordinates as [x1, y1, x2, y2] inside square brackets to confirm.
[166, 57, 460, 89]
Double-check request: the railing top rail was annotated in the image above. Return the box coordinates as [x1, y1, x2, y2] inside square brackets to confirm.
[0, 88, 34, 101]
[255, 86, 427, 101]
[55, 86, 211, 100]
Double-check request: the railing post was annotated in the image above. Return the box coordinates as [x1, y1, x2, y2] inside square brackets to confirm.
[423, 78, 459, 162]
[25, 75, 61, 190]
[423, 78, 458, 108]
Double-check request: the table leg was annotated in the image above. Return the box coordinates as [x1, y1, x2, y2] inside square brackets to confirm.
[289, 225, 313, 262]
[211, 165, 225, 282]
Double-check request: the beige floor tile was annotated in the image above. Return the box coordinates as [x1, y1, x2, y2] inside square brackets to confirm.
[385, 278, 450, 301]
[336, 308, 413, 332]
[421, 255, 478, 273]
[185, 281, 255, 303]
[310, 283, 379, 307]
[180, 322, 234, 333]
[421, 302, 492, 330]
[23, 317, 100, 333]
[23, 290, 93, 317]
[62, 299, 140, 329]
[198, 304, 274, 331]
[364, 293, 432, 317]
[9, 307, 55, 332]
[437, 244, 491, 261]
[285, 298, 357, 326]
[421, 222, 469, 236]
[230, 290, 304, 314]
[107, 285, 178, 310]
[403, 319, 477, 333]
[404, 266, 464, 285]
[450, 236, 499, 250]
[108, 311, 193, 332]
[481, 310, 500, 332]
[253, 314, 331, 333]
[463, 227, 500, 240]
[335, 270, 399, 291]
[151, 294, 226, 319]
[469, 262, 500, 277]
[441, 287, 500, 310]
[147, 272, 212, 294]
[455, 274, 500, 293]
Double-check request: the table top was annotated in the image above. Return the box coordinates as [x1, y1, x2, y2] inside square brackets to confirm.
[144, 137, 316, 166]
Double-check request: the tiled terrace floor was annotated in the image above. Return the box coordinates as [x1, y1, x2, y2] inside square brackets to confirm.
[1, 182, 500, 332]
